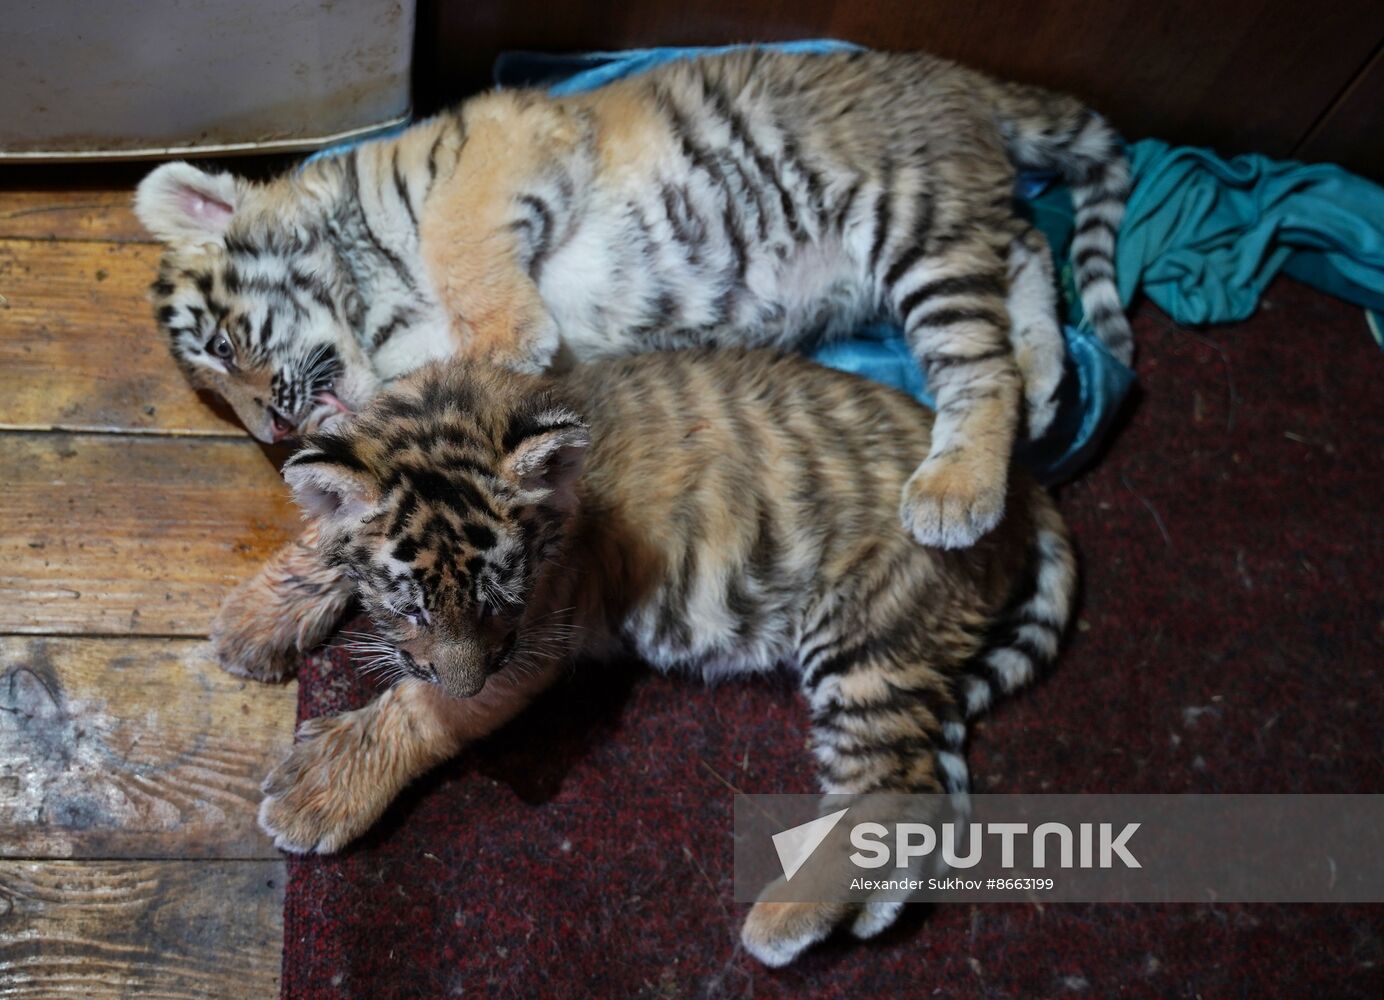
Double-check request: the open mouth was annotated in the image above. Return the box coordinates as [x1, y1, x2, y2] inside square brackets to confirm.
[268, 408, 297, 441]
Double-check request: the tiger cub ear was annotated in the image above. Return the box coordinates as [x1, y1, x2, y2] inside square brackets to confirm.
[134, 162, 240, 245]
[501, 408, 590, 509]
[282, 442, 378, 522]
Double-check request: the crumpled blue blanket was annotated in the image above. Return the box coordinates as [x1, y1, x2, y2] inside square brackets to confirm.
[1117, 139, 1384, 325]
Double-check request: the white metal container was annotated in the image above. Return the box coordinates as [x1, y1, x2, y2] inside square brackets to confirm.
[0, 0, 414, 161]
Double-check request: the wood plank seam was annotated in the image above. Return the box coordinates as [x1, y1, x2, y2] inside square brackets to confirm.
[0, 426, 252, 441]
[0, 234, 157, 248]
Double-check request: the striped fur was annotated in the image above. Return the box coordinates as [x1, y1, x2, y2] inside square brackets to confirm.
[234, 349, 1077, 964]
[136, 48, 1129, 546]
[134, 126, 464, 442]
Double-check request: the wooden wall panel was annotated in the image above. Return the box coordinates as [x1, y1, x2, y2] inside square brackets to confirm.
[419, 0, 1384, 165]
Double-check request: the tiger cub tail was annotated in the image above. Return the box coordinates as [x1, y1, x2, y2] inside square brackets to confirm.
[952, 497, 1078, 733]
[986, 79, 1135, 365]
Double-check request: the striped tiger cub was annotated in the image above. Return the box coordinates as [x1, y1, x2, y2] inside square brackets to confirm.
[135, 48, 1130, 550]
[232, 348, 1076, 965]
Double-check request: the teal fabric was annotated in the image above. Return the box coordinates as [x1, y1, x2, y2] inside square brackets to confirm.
[497, 42, 1134, 484]
[1118, 139, 1384, 324]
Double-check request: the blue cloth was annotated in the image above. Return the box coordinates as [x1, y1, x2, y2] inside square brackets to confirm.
[1117, 139, 1384, 325]
[495, 42, 1133, 484]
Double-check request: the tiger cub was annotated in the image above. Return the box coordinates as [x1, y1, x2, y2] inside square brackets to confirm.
[135, 47, 1130, 549]
[233, 348, 1076, 965]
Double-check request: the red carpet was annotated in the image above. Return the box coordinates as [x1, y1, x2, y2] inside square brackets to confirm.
[281, 278, 1383, 998]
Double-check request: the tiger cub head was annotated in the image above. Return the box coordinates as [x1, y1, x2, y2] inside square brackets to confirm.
[135, 161, 379, 443]
[283, 361, 589, 698]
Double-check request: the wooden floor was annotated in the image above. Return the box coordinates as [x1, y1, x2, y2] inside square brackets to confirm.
[0, 181, 300, 996]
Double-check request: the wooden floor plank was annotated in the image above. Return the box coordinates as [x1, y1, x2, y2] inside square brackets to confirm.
[0, 190, 151, 244]
[0, 433, 298, 636]
[0, 238, 241, 436]
[0, 172, 298, 996]
[0, 860, 283, 998]
[0, 636, 295, 860]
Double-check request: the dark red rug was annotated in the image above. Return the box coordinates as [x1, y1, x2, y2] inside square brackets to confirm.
[281, 277, 1383, 998]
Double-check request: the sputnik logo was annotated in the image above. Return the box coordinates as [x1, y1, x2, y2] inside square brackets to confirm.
[772, 807, 850, 880]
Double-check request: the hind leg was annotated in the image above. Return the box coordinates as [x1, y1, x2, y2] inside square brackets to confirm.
[1005, 223, 1065, 439]
[888, 235, 1022, 548]
[211, 521, 353, 682]
[741, 640, 969, 967]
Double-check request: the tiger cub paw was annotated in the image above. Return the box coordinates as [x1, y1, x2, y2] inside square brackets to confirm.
[849, 899, 905, 939]
[258, 713, 392, 854]
[741, 895, 855, 967]
[1015, 336, 1064, 441]
[210, 580, 300, 683]
[900, 459, 1006, 549]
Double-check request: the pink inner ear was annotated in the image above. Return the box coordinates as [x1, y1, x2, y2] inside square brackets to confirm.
[294, 482, 344, 520]
[178, 185, 235, 228]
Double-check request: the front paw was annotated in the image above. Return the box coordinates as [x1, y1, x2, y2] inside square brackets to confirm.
[1010, 317, 1065, 441]
[741, 892, 854, 967]
[1024, 391, 1059, 442]
[258, 714, 391, 854]
[211, 580, 301, 682]
[900, 459, 1006, 549]
[1016, 340, 1063, 441]
[506, 311, 561, 374]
